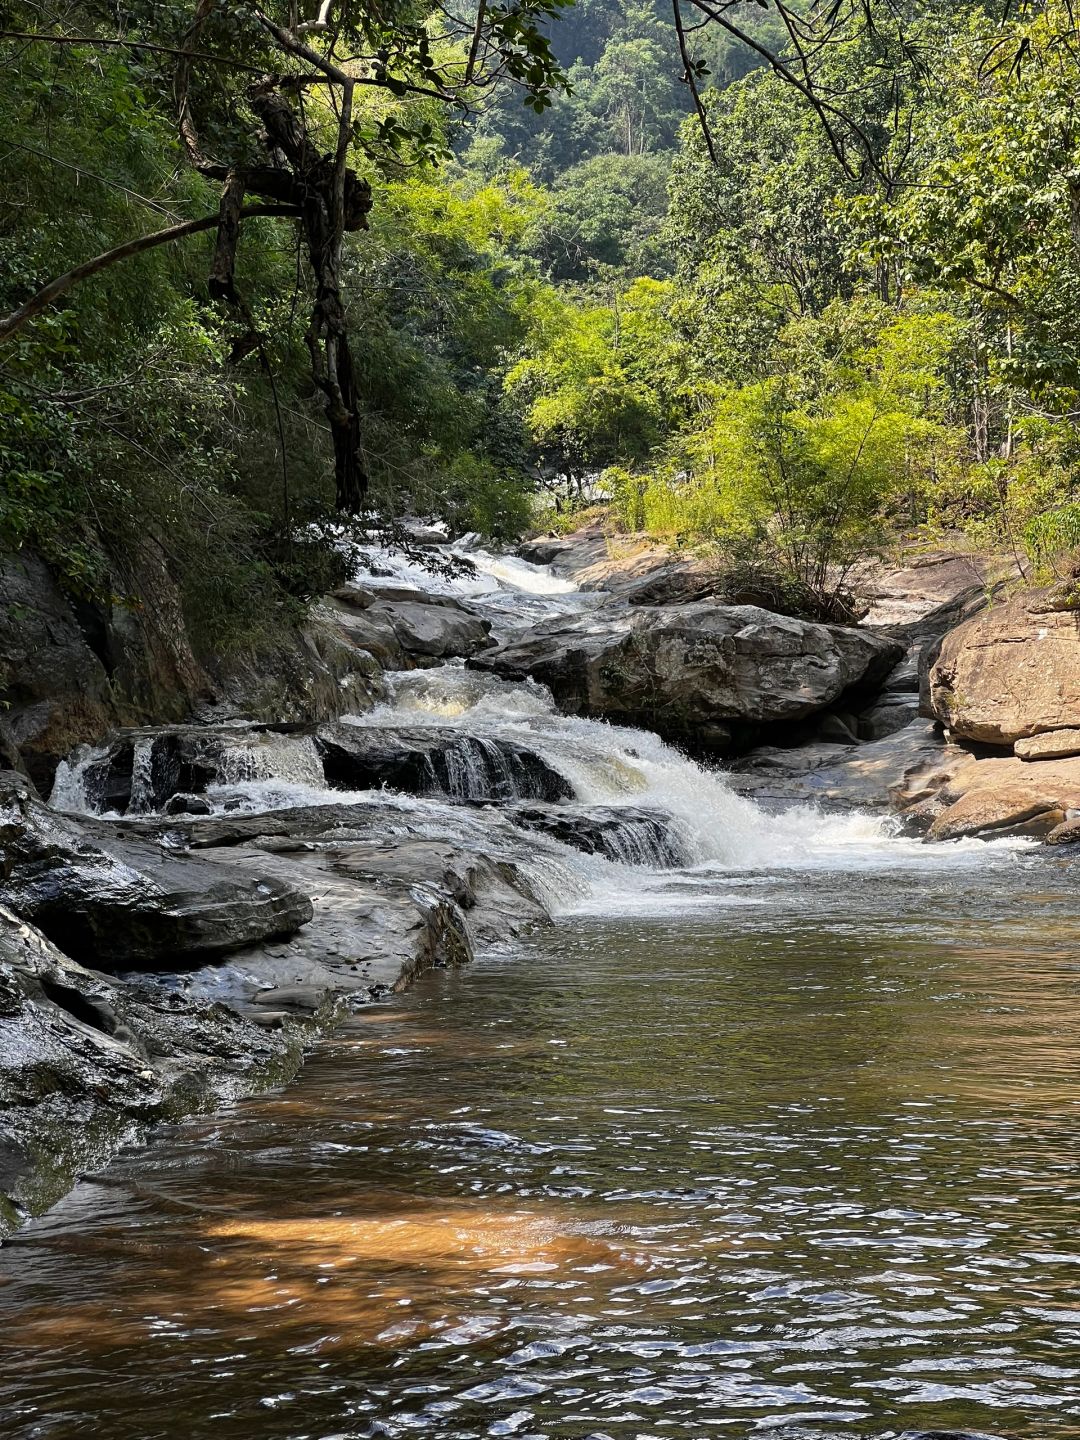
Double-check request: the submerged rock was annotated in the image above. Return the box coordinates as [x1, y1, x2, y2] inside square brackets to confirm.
[472, 602, 902, 751]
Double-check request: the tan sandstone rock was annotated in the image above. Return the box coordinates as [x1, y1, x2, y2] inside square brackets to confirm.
[927, 587, 1080, 745]
[892, 747, 1080, 840]
[1014, 728, 1080, 761]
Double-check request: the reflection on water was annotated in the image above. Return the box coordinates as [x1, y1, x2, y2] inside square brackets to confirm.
[2, 855, 1080, 1439]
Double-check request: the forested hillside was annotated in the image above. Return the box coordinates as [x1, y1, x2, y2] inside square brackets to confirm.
[4, 0, 1080, 658]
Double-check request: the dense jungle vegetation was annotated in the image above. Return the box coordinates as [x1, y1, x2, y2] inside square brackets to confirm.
[4, 0, 1080, 649]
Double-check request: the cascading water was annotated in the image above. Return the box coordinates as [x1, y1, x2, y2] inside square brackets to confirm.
[343, 664, 888, 874]
[50, 537, 1025, 914]
[211, 737, 325, 794]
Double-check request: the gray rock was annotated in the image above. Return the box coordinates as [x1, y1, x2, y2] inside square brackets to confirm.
[471, 602, 902, 752]
[858, 692, 920, 740]
[728, 720, 951, 812]
[0, 771, 312, 968]
[334, 581, 470, 610]
[0, 902, 302, 1236]
[507, 803, 687, 867]
[384, 600, 492, 659]
[816, 712, 860, 745]
[163, 792, 214, 816]
[517, 538, 575, 567]
[0, 787, 553, 1236]
[316, 723, 573, 802]
[327, 589, 492, 667]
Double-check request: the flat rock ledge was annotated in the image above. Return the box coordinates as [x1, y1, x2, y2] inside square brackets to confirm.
[0, 777, 548, 1238]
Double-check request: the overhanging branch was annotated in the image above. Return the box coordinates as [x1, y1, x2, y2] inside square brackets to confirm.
[0, 205, 300, 343]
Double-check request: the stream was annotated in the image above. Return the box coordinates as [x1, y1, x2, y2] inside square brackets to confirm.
[2, 546, 1079, 1439]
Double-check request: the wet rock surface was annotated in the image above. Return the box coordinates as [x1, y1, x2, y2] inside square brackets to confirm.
[0, 902, 304, 1235]
[727, 719, 955, 812]
[507, 801, 687, 866]
[0, 771, 313, 969]
[316, 722, 573, 802]
[0, 781, 552, 1235]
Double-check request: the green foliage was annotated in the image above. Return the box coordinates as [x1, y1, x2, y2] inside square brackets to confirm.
[525, 153, 671, 283]
[11, 0, 1080, 656]
[0, 0, 569, 655]
[668, 77, 855, 325]
[507, 277, 689, 498]
[610, 299, 962, 604]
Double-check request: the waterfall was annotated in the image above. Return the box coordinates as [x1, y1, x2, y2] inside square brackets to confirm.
[212, 734, 325, 790]
[50, 744, 110, 814]
[344, 666, 890, 871]
[49, 536, 1019, 916]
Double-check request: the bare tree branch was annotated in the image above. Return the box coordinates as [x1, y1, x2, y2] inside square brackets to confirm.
[0, 205, 299, 343]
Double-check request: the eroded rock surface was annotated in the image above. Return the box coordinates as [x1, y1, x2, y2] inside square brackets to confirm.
[326, 584, 493, 668]
[0, 903, 304, 1235]
[0, 771, 312, 968]
[891, 747, 1080, 840]
[316, 723, 572, 802]
[0, 784, 553, 1236]
[472, 602, 902, 752]
[927, 586, 1080, 744]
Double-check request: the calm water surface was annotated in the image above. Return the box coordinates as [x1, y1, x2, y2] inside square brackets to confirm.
[2, 851, 1080, 1440]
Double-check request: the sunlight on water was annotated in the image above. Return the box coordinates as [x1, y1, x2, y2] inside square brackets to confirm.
[2, 858, 1078, 1439]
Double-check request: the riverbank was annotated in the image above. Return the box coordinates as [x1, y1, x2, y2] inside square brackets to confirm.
[3, 522, 1078, 1239]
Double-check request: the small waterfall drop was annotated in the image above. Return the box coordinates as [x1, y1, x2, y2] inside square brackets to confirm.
[49, 536, 1023, 915]
[344, 666, 888, 871]
[212, 734, 325, 790]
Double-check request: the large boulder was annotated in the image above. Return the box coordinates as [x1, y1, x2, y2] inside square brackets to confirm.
[471, 603, 903, 751]
[326, 586, 493, 667]
[927, 587, 1080, 745]
[0, 771, 312, 968]
[207, 611, 385, 727]
[316, 723, 573, 803]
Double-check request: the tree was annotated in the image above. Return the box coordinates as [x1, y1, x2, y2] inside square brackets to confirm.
[526, 152, 671, 281]
[0, 0, 572, 509]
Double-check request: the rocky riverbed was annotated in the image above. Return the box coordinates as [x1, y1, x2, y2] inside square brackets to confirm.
[4, 524, 1080, 1238]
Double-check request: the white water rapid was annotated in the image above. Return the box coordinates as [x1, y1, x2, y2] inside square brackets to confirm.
[50, 538, 1028, 915]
